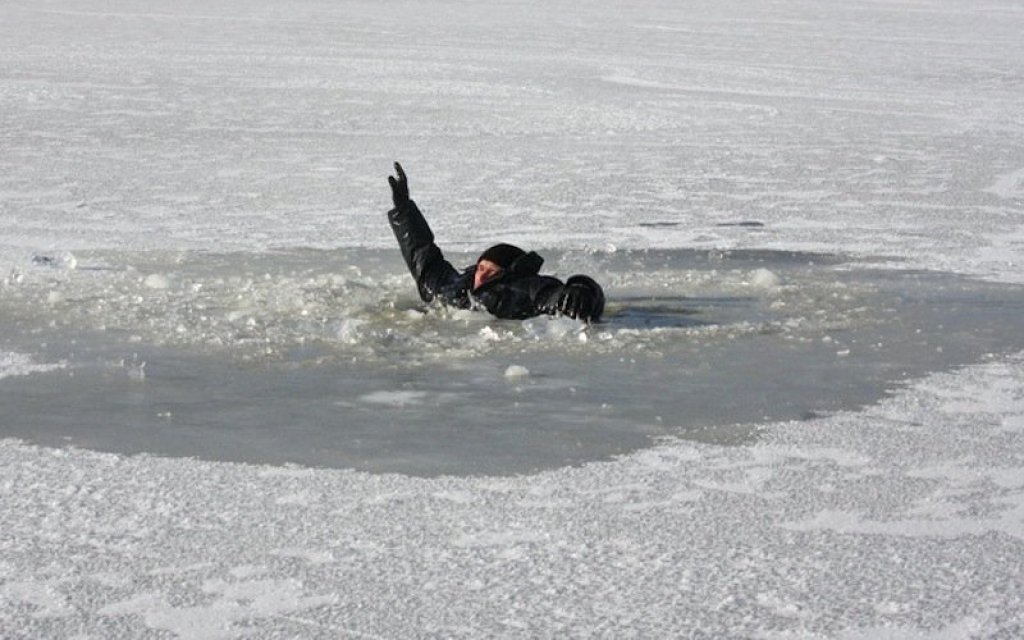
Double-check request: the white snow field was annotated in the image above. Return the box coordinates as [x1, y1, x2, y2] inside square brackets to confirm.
[3, 0, 1024, 637]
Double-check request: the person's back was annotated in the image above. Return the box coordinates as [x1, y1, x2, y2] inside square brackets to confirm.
[386, 162, 604, 323]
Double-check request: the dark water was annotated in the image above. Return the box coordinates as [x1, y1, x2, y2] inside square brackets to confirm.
[2, 248, 1023, 476]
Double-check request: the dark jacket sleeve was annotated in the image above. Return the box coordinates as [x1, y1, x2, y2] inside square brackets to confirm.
[387, 200, 462, 304]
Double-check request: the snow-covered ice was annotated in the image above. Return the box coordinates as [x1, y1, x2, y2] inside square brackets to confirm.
[3, 0, 1024, 636]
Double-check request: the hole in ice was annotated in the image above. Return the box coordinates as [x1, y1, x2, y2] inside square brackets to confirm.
[2, 248, 1024, 477]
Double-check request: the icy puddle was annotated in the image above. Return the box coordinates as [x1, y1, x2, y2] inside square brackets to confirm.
[2, 248, 1024, 476]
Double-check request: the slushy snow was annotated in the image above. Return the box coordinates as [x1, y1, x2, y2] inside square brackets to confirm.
[0, 352, 66, 380]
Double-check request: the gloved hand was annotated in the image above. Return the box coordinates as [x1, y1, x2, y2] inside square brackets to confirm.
[388, 161, 410, 208]
[555, 275, 604, 323]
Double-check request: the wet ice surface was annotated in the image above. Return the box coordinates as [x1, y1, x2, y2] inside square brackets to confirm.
[4, 248, 1023, 475]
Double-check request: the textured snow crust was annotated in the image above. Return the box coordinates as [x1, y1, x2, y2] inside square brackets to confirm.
[2, 359, 1024, 637]
[3, 0, 1024, 637]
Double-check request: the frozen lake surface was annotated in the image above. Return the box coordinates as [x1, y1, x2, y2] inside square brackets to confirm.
[3, 0, 1024, 636]
[4, 248, 1023, 475]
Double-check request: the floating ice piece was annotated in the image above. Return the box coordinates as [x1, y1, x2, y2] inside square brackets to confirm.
[122, 354, 146, 381]
[522, 316, 579, 341]
[748, 268, 781, 289]
[335, 318, 366, 344]
[504, 365, 530, 379]
[143, 274, 172, 290]
[127, 361, 146, 381]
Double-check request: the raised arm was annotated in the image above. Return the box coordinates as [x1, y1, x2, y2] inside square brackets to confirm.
[386, 162, 461, 303]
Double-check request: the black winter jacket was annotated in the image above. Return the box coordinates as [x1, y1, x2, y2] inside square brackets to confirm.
[387, 200, 571, 320]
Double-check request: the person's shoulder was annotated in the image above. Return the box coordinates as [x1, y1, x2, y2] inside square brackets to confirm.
[507, 251, 544, 277]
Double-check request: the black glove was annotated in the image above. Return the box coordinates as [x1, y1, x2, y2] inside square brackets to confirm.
[555, 275, 604, 323]
[388, 161, 410, 208]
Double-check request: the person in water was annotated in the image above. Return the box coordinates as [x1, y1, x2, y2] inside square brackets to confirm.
[387, 162, 604, 322]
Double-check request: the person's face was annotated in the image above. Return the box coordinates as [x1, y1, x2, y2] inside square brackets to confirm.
[474, 259, 503, 290]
